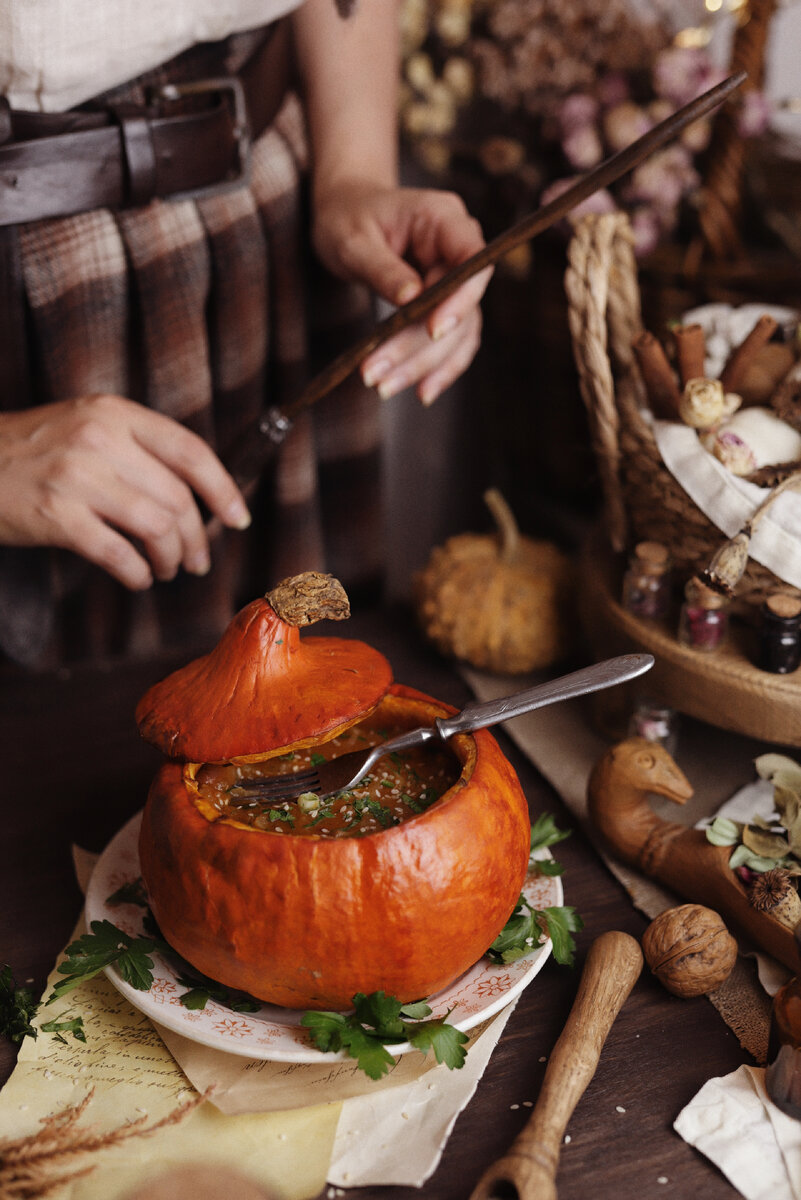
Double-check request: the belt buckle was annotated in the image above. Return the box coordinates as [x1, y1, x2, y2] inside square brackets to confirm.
[153, 76, 252, 193]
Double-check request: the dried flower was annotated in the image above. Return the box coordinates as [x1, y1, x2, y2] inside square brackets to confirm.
[563, 124, 604, 170]
[701, 529, 752, 597]
[679, 377, 726, 429]
[749, 868, 801, 930]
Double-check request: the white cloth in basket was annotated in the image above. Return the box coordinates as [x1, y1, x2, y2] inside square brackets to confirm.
[651, 303, 801, 591]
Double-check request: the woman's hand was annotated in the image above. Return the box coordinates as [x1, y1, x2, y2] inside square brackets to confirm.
[0, 394, 251, 589]
[313, 179, 492, 405]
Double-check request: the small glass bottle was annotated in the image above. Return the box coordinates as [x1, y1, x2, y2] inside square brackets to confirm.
[678, 578, 729, 652]
[627, 697, 678, 757]
[758, 592, 801, 675]
[622, 541, 672, 620]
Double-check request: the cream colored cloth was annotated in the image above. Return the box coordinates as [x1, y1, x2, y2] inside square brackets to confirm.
[653, 420, 801, 591]
[0, 0, 301, 111]
[675, 1066, 801, 1200]
[651, 302, 801, 590]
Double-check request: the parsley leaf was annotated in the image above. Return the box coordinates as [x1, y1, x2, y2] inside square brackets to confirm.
[175, 972, 261, 1014]
[488, 897, 583, 967]
[1, 965, 38, 1044]
[48, 920, 157, 1001]
[407, 1016, 468, 1070]
[301, 990, 468, 1079]
[1, 964, 86, 1045]
[530, 813, 572, 853]
[41, 1016, 87, 1045]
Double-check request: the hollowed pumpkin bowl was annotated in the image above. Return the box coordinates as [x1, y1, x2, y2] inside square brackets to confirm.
[135, 573, 531, 1010]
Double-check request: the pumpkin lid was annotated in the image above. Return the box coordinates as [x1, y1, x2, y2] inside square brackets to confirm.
[135, 572, 393, 763]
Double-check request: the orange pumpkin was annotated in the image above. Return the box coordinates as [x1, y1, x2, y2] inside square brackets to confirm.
[137, 572, 531, 1010]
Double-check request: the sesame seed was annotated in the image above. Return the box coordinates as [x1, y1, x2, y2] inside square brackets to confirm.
[616, 1106, 626, 1114]
[564, 1135, 571, 1144]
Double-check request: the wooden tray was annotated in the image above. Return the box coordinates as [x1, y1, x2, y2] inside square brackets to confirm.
[579, 531, 801, 748]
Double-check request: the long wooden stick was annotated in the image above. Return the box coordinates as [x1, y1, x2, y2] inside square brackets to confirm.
[469, 931, 643, 1200]
[226, 71, 745, 484]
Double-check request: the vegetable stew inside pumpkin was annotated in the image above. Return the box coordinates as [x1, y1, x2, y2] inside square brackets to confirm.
[195, 707, 461, 838]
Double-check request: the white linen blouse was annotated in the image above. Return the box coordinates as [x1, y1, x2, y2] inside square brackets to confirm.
[0, 0, 301, 111]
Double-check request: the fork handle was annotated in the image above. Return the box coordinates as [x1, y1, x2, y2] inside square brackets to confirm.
[436, 654, 653, 740]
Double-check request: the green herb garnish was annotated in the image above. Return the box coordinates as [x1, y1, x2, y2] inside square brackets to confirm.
[1, 965, 39, 1044]
[301, 990, 468, 1079]
[48, 920, 158, 1001]
[488, 897, 583, 967]
[1, 965, 85, 1045]
[175, 973, 261, 1014]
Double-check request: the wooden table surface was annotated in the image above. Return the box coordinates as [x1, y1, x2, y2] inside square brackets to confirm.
[0, 604, 748, 1198]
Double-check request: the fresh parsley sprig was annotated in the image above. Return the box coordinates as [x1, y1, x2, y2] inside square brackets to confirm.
[1, 964, 86, 1045]
[488, 896, 583, 968]
[529, 813, 571, 877]
[301, 990, 468, 1079]
[47, 920, 158, 1002]
[1, 964, 39, 1044]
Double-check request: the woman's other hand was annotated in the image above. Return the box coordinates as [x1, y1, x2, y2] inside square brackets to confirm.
[0, 394, 251, 588]
[313, 180, 492, 406]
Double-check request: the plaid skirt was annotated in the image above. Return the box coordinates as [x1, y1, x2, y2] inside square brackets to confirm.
[0, 32, 383, 670]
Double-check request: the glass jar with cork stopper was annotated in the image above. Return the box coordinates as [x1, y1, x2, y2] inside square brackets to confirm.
[678, 577, 729, 652]
[758, 592, 801, 675]
[622, 541, 672, 621]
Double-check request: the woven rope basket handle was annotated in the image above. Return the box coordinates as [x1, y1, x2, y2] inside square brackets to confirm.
[565, 213, 644, 552]
[695, 0, 777, 260]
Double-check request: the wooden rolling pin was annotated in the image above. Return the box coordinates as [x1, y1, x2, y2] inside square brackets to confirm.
[469, 930, 643, 1200]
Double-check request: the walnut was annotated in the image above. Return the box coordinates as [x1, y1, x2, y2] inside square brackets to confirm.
[641, 904, 738, 998]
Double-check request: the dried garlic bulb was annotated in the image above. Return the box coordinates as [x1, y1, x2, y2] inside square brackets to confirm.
[642, 904, 738, 998]
[413, 489, 575, 675]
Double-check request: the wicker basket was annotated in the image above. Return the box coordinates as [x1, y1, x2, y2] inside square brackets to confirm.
[564, 211, 795, 608]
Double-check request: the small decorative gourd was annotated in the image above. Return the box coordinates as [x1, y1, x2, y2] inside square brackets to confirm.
[413, 489, 575, 674]
[137, 571, 531, 1010]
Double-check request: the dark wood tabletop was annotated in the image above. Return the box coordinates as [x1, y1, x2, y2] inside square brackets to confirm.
[0, 603, 747, 1198]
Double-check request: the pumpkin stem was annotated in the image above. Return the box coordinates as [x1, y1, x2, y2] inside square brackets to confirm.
[266, 572, 350, 627]
[483, 488, 519, 563]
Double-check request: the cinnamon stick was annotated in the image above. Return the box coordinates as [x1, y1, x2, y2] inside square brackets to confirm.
[632, 331, 681, 419]
[674, 324, 706, 386]
[720, 313, 778, 393]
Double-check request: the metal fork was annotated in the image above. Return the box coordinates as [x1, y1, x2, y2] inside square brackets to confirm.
[228, 653, 654, 805]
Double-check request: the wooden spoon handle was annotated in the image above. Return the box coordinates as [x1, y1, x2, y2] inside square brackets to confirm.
[224, 71, 745, 487]
[470, 930, 643, 1200]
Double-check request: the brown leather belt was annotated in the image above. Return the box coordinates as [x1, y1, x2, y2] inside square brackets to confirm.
[0, 19, 292, 227]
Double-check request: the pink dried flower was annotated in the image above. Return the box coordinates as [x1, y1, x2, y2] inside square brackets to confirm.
[738, 91, 773, 138]
[680, 115, 712, 154]
[626, 145, 697, 211]
[540, 176, 618, 221]
[653, 46, 725, 106]
[563, 123, 604, 169]
[597, 71, 631, 108]
[603, 101, 652, 153]
[630, 207, 662, 257]
[558, 91, 599, 135]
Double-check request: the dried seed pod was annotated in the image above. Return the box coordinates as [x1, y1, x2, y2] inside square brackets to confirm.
[749, 868, 801, 930]
[642, 904, 738, 998]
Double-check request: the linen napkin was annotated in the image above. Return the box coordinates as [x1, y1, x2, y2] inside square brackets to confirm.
[675, 1066, 801, 1200]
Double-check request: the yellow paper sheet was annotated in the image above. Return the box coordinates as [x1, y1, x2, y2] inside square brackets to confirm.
[0, 947, 340, 1200]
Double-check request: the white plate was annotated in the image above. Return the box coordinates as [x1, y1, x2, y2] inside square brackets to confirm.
[85, 811, 563, 1062]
